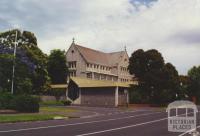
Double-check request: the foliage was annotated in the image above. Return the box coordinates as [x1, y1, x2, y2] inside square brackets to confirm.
[61, 100, 72, 106]
[0, 92, 14, 109]
[44, 88, 66, 101]
[47, 49, 68, 84]
[11, 95, 39, 113]
[128, 49, 180, 104]
[179, 75, 190, 99]
[129, 85, 149, 104]
[188, 66, 200, 102]
[0, 29, 49, 94]
[0, 92, 39, 113]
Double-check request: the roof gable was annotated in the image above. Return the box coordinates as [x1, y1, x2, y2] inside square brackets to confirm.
[74, 44, 127, 67]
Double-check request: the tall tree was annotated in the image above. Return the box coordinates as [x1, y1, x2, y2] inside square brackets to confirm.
[0, 29, 49, 94]
[179, 75, 190, 99]
[47, 49, 68, 84]
[128, 49, 180, 104]
[188, 65, 200, 102]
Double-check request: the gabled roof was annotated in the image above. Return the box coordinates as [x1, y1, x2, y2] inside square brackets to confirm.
[70, 77, 134, 88]
[74, 44, 127, 67]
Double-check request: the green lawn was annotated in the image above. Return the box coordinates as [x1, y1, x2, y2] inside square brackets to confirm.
[0, 106, 78, 123]
[39, 100, 64, 106]
[40, 107, 76, 113]
[0, 114, 59, 123]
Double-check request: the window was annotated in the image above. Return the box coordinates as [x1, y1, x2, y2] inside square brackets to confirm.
[70, 71, 76, 77]
[94, 73, 100, 80]
[68, 61, 76, 68]
[87, 73, 92, 78]
[101, 74, 106, 80]
[106, 67, 109, 71]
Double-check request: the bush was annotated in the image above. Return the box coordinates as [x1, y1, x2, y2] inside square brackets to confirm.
[61, 100, 71, 106]
[11, 95, 39, 113]
[43, 89, 66, 101]
[0, 92, 14, 109]
[0, 91, 39, 113]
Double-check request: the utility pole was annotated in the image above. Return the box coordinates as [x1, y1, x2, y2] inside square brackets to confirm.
[11, 30, 18, 94]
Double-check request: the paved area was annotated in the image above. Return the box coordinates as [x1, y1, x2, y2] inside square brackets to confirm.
[0, 106, 199, 136]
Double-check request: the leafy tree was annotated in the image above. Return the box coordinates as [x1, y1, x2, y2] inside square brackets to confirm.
[188, 66, 200, 103]
[128, 49, 180, 104]
[179, 75, 190, 99]
[0, 45, 33, 94]
[47, 49, 68, 84]
[0, 29, 49, 94]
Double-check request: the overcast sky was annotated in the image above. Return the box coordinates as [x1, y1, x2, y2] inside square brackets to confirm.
[0, 0, 200, 75]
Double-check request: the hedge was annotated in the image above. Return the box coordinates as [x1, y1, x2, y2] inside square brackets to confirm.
[0, 92, 39, 113]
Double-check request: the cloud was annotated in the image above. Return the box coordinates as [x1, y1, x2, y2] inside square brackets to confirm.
[170, 29, 200, 44]
[0, 0, 200, 74]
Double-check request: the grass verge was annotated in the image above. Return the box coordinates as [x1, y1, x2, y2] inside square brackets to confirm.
[0, 114, 61, 123]
[39, 100, 64, 106]
[0, 106, 78, 123]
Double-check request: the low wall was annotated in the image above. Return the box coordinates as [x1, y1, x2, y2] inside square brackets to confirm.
[40, 95, 66, 102]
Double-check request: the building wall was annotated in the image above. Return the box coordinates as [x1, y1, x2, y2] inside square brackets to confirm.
[81, 87, 115, 107]
[66, 43, 134, 82]
[66, 44, 87, 78]
[117, 53, 133, 82]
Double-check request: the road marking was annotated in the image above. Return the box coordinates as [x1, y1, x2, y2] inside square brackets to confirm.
[76, 111, 195, 136]
[81, 109, 157, 118]
[0, 111, 163, 133]
[76, 117, 167, 136]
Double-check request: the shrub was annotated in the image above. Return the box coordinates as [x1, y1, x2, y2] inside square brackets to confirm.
[0, 92, 14, 109]
[11, 95, 39, 113]
[61, 100, 72, 106]
[129, 86, 150, 104]
[43, 89, 66, 101]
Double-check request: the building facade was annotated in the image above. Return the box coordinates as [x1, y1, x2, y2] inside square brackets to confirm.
[66, 41, 134, 82]
[66, 41, 136, 107]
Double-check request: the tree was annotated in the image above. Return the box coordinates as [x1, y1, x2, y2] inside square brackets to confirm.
[188, 66, 200, 103]
[47, 49, 68, 84]
[128, 49, 180, 104]
[0, 44, 33, 94]
[0, 29, 49, 94]
[179, 75, 190, 99]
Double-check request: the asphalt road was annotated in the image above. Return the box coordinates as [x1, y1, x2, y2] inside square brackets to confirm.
[0, 107, 199, 136]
